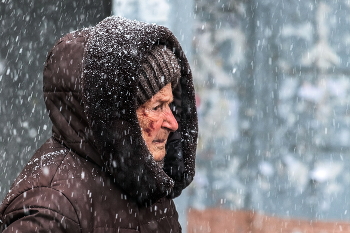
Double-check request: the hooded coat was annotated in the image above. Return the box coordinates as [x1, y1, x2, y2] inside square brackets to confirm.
[0, 16, 198, 233]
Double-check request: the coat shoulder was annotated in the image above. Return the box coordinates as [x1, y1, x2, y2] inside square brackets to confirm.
[0, 138, 81, 231]
[1, 138, 69, 206]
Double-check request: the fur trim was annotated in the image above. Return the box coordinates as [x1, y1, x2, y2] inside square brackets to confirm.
[80, 16, 198, 205]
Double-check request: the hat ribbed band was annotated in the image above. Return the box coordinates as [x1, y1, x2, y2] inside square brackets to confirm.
[136, 45, 180, 106]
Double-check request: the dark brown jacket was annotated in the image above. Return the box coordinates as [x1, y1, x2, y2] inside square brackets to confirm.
[0, 16, 198, 233]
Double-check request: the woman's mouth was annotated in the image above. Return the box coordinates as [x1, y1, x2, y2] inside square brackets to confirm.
[153, 139, 166, 144]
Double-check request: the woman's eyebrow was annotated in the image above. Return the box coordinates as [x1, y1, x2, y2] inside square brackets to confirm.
[157, 96, 173, 103]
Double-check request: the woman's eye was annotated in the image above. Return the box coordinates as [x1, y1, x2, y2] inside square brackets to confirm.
[152, 104, 162, 111]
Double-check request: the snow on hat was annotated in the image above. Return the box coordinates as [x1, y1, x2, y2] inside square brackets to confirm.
[136, 45, 181, 106]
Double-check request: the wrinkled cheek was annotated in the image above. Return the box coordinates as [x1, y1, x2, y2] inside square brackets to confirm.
[144, 120, 164, 138]
[137, 108, 163, 139]
[143, 122, 154, 137]
[138, 110, 153, 137]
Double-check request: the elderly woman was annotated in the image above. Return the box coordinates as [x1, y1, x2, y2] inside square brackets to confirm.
[0, 16, 197, 233]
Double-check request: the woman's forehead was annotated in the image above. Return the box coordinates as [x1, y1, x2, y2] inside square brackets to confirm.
[146, 83, 173, 105]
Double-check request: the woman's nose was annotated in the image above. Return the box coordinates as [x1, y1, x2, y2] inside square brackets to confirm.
[162, 107, 179, 132]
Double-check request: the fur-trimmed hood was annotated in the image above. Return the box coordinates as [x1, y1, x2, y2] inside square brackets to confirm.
[43, 16, 198, 205]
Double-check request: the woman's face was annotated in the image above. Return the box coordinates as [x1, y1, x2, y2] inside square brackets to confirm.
[136, 83, 178, 161]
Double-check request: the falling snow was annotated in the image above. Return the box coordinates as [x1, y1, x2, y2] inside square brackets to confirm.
[2, 1, 350, 232]
[189, 0, 350, 223]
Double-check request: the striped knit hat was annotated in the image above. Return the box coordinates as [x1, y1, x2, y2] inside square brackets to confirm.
[136, 45, 181, 106]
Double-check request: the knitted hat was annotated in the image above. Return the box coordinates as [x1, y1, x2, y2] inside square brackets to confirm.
[136, 45, 181, 106]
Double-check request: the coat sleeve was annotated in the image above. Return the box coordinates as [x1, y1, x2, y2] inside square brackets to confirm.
[1, 187, 81, 233]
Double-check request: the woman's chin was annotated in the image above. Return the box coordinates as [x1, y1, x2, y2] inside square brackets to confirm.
[151, 148, 166, 162]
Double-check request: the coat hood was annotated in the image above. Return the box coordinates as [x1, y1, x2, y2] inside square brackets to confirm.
[43, 16, 198, 205]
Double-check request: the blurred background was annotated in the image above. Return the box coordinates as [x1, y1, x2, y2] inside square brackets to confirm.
[2, 0, 350, 232]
